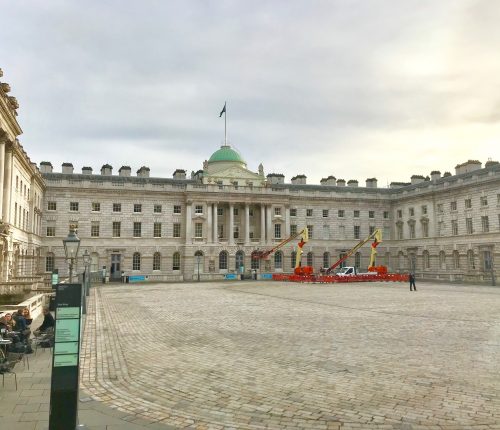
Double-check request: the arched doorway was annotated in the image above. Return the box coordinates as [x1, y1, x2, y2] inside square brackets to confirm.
[235, 250, 244, 272]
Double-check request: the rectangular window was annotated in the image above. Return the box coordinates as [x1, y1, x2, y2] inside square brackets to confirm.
[70, 202, 79, 211]
[368, 211, 375, 219]
[354, 225, 360, 239]
[369, 226, 375, 235]
[409, 223, 415, 239]
[306, 209, 313, 217]
[46, 226, 55, 237]
[437, 204, 443, 214]
[217, 180, 223, 189]
[274, 207, 281, 216]
[233, 207, 239, 216]
[91, 222, 100, 237]
[397, 209, 403, 218]
[133, 222, 141, 237]
[383, 211, 389, 219]
[112, 222, 121, 238]
[307, 225, 313, 239]
[422, 222, 429, 238]
[450, 201, 457, 211]
[397, 224, 403, 239]
[48, 201, 56, 211]
[249, 208, 254, 217]
[113, 203, 121, 212]
[134, 204, 142, 213]
[92, 202, 101, 212]
[353, 210, 360, 218]
[154, 222, 162, 238]
[322, 209, 329, 218]
[465, 198, 472, 209]
[195, 222, 202, 238]
[452, 220, 458, 236]
[154, 204, 162, 213]
[45, 255, 54, 272]
[290, 224, 297, 236]
[466, 218, 473, 234]
[274, 224, 281, 239]
[233, 225, 239, 239]
[480, 196, 488, 207]
[338, 210, 345, 218]
[421, 205, 427, 215]
[173, 223, 181, 238]
[409, 207, 415, 217]
[290, 208, 297, 217]
[482, 216, 489, 233]
[195, 205, 203, 214]
[173, 205, 181, 214]
[217, 208, 223, 216]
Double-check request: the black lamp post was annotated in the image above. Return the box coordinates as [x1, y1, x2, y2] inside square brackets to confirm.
[196, 254, 201, 282]
[62, 225, 80, 282]
[83, 250, 91, 296]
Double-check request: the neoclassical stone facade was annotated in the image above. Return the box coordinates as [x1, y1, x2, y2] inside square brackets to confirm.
[0, 68, 45, 292]
[39, 147, 499, 284]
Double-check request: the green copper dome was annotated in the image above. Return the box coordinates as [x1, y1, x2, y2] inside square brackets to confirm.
[208, 146, 245, 164]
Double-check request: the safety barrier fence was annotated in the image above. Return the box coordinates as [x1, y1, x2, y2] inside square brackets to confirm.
[272, 273, 409, 283]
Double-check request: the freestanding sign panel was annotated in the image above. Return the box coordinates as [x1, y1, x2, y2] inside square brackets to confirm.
[49, 283, 82, 430]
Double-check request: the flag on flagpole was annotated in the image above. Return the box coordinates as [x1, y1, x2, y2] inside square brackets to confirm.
[219, 102, 226, 117]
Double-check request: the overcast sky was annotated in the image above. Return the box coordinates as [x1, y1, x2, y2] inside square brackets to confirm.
[1, 0, 499, 185]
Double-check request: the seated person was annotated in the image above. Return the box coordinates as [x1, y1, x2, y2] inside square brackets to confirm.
[13, 308, 30, 340]
[22, 308, 33, 326]
[34, 307, 55, 335]
[0, 314, 15, 331]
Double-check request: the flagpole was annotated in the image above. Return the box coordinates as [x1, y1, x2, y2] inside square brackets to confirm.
[224, 101, 227, 146]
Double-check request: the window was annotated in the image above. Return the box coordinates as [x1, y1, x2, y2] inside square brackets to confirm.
[322, 209, 329, 218]
[154, 222, 162, 238]
[217, 180, 223, 189]
[423, 251, 430, 269]
[249, 208, 254, 217]
[453, 251, 460, 269]
[134, 204, 142, 213]
[153, 252, 161, 271]
[290, 208, 297, 217]
[154, 204, 162, 213]
[437, 204, 443, 214]
[112, 222, 121, 237]
[483, 251, 493, 270]
[290, 224, 297, 236]
[409, 223, 415, 239]
[422, 221, 429, 238]
[48, 201, 56, 211]
[306, 209, 313, 217]
[217, 207, 223, 216]
[233, 207, 239, 216]
[46, 226, 55, 237]
[307, 225, 313, 239]
[450, 201, 457, 211]
[397, 223, 403, 239]
[91, 222, 100, 237]
[291, 251, 296, 269]
[307, 252, 314, 267]
[368, 211, 375, 219]
[397, 209, 403, 218]
[323, 225, 330, 240]
[195, 223, 202, 238]
[133, 222, 142, 237]
[467, 250, 475, 269]
[173, 205, 181, 214]
[354, 252, 361, 268]
[451, 220, 458, 236]
[195, 205, 203, 214]
[323, 252, 330, 268]
[132, 253, 141, 270]
[369, 226, 375, 235]
[353, 210, 360, 218]
[465, 198, 472, 209]
[173, 252, 181, 270]
[219, 251, 228, 270]
[482, 216, 489, 233]
[338, 210, 345, 218]
[383, 211, 389, 219]
[421, 205, 427, 215]
[274, 251, 283, 269]
[233, 225, 239, 239]
[92, 202, 101, 212]
[274, 224, 282, 239]
[480, 196, 488, 207]
[251, 252, 260, 270]
[173, 223, 181, 238]
[70, 202, 79, 211]
[45, 253, 55, 272]
[233, 181, 238, 189]
[466, 218, 473, 234]
[113, 203, 121, 212]
[354, 225, 360, 239]
[274, 207, 281, 216]
[409, 207, 415, 217]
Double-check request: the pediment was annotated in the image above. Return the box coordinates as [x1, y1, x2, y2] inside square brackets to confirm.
[205, 165, 262, 182]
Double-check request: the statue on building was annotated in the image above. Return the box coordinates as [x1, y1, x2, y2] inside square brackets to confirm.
[258, 163, 264, 176]
[203, 160, 208, 170]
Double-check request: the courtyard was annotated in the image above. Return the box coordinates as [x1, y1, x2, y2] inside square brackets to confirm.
[80, 281, 500, 429]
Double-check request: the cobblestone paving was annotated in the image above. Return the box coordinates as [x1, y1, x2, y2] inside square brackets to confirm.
[80, 281, 500, 429]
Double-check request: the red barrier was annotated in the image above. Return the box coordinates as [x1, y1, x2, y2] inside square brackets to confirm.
[272, 273, 409, 283]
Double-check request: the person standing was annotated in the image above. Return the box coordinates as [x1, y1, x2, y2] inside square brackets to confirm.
[409, 273, 417, 291]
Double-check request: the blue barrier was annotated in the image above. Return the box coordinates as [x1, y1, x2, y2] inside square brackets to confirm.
[129, 275, 147, 282]
[224, 274, 238, 280]
[261, 273, 273, 280]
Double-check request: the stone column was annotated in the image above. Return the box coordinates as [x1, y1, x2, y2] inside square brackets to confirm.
[0, 140, 5, 217]
[229, 202, 234, 245]
[2, 148, 13, 223]
[245, 203, 250, 245]
[207, 203, 212, 243]
[266, 205, 272, 244]
[185, 201, 192, 244]
[213, 202, 218, 242]
[285, 205, 290, 237]
[260, 204, 266, 245]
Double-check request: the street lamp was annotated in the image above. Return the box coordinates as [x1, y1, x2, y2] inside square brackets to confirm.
[83, 250, 91, 296]
[196, 254, 201, 282]
[62, 225, 80, 282]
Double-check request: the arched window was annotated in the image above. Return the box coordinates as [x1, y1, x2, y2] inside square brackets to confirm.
[307, 252, 313, 267]
[467, 249, 475, 270]
[274, 251, 283, 269]
[219, 251, 228, 270]
[251, 251, 260, 270]
[153, 252, 161, 271]
[453, 250, 460, 269]
[323, 252, 330, 269]
[133, 253, 141, 271]
[439, 251, 446, 270]
[423, 251, 430, 270]
[354, 252, 361, 269]
[45, 253, 55, 272]
[291, 251, 297, 269]
[173, 252, 181, 270]
[235, 250, 244, 271]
